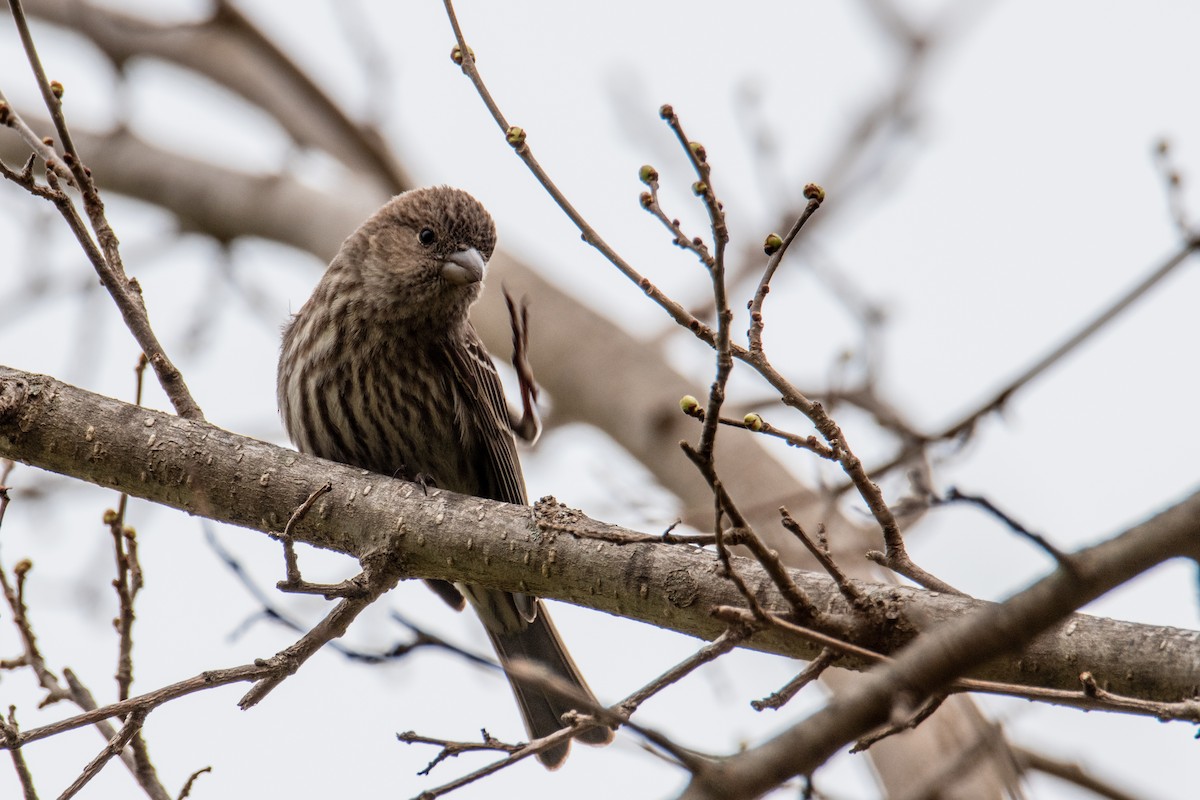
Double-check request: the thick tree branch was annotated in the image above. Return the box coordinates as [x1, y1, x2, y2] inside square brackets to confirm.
[1, 364, 1198, 710]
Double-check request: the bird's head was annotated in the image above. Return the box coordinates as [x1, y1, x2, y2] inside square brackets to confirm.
[341, 186, 498, 328]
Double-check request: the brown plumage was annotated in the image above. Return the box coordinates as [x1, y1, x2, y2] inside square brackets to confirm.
[277, 186, 611, 768]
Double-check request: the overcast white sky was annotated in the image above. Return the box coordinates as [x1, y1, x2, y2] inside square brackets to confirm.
[1, 1, 1198, 798]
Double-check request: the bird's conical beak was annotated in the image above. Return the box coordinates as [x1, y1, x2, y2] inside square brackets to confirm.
[441, 247, 486, 285]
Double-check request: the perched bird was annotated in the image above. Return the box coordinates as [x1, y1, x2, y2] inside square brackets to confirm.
[277, 186, 611, 768]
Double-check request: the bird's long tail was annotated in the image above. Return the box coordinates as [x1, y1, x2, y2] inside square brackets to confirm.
[480, 596, 613, 769]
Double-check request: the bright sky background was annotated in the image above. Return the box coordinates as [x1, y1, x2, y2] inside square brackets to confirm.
[1, 1, 1198, 798]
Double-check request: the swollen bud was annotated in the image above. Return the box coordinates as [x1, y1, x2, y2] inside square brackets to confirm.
[803, 183, 825, 202]
[679, 395, 702, 416]
[639, 191, 653, 209]
[743, 413, 765, 432]
[689, 141, 707, 162]
[450, 44, 475, 65]
[763, 233, 783, 255]
[639, 164, 659, 184]
[102, 508, 120, 525]
[506, 126, 526, 146]
[691, 181, 707, 196]
[49, 80, 64, 99]
[659, 103, 675, 120]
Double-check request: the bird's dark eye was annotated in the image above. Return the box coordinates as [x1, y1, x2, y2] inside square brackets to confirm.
[418, 228, 437, 246]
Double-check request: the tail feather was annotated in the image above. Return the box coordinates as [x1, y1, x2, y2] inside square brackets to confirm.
[482, 598, 614, 768]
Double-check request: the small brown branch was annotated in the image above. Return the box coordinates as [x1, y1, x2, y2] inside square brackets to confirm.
[4, 664, 270, 749]
[3, 2, 203, 420]
[638, 175, 714, 267]
[1012, 745, 1141, 800]
[749, 189, 824, 354]
[0, 708, 39, 800]
[410, 629, 747, 796]
[851, 694, 945, 753]
[752, 648, 836, 712]
[175, 766, 212, 800]
[396, 729, 522, 777]
[620, 627, 749, 717]
[57, 709, 148, 800]
[274, 482, 334, 591]
[939, 488, 1077, 576]
[441, 0, 717, 348]
[682, 443, 816, 618]
[656, 106, 731, 461]
[238, 553, 401, 709]
[936, 239, 1200, 445]
[1153, 139, 1192, 238]
[780, 512, 865, 607]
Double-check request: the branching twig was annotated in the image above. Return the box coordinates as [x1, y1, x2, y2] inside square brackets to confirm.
[749, 189, 824, 354]
[2, 0, 203, 420]
[752, 648, 836, 712]
[780, 512, 865, 607]
[58, 708, 148, 800]
[938, 488, 1077, 576]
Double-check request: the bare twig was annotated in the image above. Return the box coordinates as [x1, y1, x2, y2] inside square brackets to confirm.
[1012, 745, 1141, 800]
[749, 189, 824, 354]
[0, 708, 39, 800]
[780, 512, 865, 607]
[57, 709, 148, 800]
[274, 482, 336, 592]
[752, 648, 836, 712]
[938, 488, 1077, 575]
[851, 694, 945, 753]
[3, 0, 203, 420]
[442, 0, 716, 348]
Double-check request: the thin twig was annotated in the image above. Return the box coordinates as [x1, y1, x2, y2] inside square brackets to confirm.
[939, 488, 1077, 576]
[57, 709, 148, 800]
[751, 648, 836, 712]
[3, 1, 203, 420]
[780, 511, 865, 607]
[0, 709, 39, 800]
[442, 0, 715, 347]
[749, 189, 824, 353]
[274, 482, 334, 591]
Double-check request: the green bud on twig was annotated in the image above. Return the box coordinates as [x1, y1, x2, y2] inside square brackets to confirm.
[743, 413, 765, 432]
[639, 164, 659, 184]
[679, 395, 702, 417]
[450, 44, 475, 65]
[803, 183, 825, 202]
[103, 508, 120, 525]
[689, 141, 707, 162]
[763, 233, 783, 255]
[691, 181, 707, 196]
[506, 126, 526, 147]
[49, 81, 64, 99]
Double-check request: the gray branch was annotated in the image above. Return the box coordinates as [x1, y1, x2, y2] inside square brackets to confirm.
[2, 364, 1198, 708]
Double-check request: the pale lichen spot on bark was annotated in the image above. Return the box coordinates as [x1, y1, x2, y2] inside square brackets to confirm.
[85, 425, 94, 441]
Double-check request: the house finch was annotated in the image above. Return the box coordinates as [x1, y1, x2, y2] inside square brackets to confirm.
[277, 186, 611, 768]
